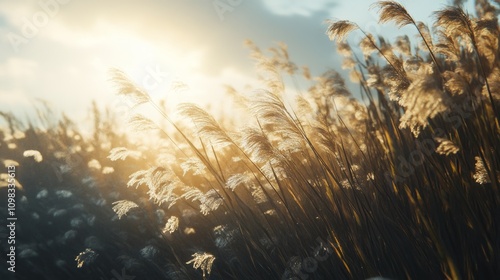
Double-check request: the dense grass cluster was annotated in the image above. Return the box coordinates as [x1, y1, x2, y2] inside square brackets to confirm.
[0, 105, 176, 279]
[1, 0, 499, 279]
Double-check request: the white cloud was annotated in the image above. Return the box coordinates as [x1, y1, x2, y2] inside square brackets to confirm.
[260, 0, 336, 17]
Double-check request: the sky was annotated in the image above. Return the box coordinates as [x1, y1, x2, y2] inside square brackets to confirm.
[0, 0, 467, 129]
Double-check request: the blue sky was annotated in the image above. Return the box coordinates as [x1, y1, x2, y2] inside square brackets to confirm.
[0, 0, 465, 128]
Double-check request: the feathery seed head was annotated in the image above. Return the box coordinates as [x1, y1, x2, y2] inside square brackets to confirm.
[186, 252, 216, 278]
[112, 200, 139, 219]
[394, 35, 412, 56]
[23, 150, 43, 162]
[360, 34, 378, 57]
[434, 6, 474, 39]
[337, 41, 353, 56]
[110, 68, 151, 106]
[178, 103, 233, 149]
[373, 1, 414, 28]
[435, 137, 460, 155]
[75, 248, 98, 268]
[162, 216, 180, 234]
[473, 156, 490, 184]
[326, 20, 359, 42]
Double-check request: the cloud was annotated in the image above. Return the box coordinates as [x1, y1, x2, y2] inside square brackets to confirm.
[0, 1, 37, 24]
[0, 0, 331, 128]
[1, 0, 459, 128]
[259, 0, 336, 17]
[0, 57, 38, 78]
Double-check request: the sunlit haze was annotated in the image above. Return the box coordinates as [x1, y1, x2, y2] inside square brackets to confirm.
[0, 0, 469, 126]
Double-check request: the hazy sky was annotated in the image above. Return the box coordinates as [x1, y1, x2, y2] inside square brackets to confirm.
[0, 0, 465, 127]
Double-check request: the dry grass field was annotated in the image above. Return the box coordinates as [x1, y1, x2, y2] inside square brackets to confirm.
[1, 1, 499, 279]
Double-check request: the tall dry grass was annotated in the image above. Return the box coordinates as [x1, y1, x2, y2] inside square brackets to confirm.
[1, 1, 497, 279]
[103, 0, 500, 279]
